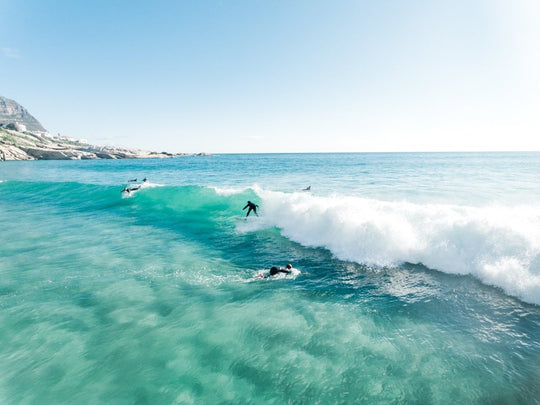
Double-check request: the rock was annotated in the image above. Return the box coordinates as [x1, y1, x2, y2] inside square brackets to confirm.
[0, 95, 208, 161]
[0, 126, 197, 160]
[0, 96, 46, 132]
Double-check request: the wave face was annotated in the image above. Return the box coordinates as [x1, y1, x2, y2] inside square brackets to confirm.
[237, 188, 540, 305]
[109, 180, 540, 306]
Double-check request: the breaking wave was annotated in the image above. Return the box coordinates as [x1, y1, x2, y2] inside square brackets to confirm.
[245, 187, 540, 305]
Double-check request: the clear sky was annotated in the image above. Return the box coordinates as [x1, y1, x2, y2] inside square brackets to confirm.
[1, 0, 539, 153]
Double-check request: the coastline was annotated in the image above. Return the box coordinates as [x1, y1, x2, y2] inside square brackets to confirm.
[0, 127, 204, 160]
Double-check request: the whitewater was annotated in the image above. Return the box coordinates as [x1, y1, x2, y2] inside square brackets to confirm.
[1, 152, 539, 404]
[239, 187, 540, 305]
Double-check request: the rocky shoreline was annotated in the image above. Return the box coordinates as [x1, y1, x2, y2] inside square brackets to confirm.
[0, 96, 202, 160]
[0, 126, 197, 160]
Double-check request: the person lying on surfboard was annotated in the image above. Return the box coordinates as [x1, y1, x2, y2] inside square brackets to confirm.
[257, 264, 293, 278]
[122, 185, 141, 193]
[270, 264, 292, 275]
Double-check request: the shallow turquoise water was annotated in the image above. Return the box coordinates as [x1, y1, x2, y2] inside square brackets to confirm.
[0, 153, 539, 404]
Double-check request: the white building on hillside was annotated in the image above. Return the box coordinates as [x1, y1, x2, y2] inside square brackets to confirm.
[14, 122, 26, 132]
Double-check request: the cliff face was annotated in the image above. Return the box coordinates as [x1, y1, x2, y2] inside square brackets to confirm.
[0, 96, 188, 160]
[0, 96, 47, 132]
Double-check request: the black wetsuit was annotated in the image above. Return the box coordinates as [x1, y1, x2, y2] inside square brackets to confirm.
[269, 267, 291, 276]
[243, 201, 258, 217]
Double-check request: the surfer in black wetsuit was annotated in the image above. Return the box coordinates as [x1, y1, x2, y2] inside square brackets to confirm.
[257, 264, 293, 278]
[270, 264, 293, 276]
[122, 185, 141, 193]
[243, 201, 259, 217]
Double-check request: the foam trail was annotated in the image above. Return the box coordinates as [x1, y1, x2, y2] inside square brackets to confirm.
[251, 189, 540, 305]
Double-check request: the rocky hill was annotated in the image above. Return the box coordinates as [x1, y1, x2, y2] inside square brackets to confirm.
[0, 96, 46, 132]
[0, 96, 189, 160]
[0, 127, 182, 160]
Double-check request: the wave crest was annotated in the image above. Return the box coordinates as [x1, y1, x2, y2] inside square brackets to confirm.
[252, 189, 540, 305]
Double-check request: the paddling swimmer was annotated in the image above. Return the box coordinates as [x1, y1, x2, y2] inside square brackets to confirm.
[270, 263, 293, 275]
[257, 264, 293, 278]
[122, 185, 141, 193]
[243, 201, 259, 217]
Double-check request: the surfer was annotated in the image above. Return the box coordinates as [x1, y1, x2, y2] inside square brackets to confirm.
[303, 185, 311, 191]
[243, 201, 259, 217]
[257, 264, 293, 278]
[122, 185, 141, 193]
[128, 178, 138, 182]
[270, 263, 293, 275]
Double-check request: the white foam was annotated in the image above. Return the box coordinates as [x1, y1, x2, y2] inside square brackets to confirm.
[140, 181, 164, 188]
[212, 185, 253, 196]
[251, 189, 540, 305]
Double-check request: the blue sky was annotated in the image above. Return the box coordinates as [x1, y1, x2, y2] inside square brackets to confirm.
[1, 0, 539, 153]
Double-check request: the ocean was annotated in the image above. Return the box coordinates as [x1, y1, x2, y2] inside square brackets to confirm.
[0, 152, 539, 404]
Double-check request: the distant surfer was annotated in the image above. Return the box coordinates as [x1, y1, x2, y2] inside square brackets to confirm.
[303, 185, 311, 191]
[257, 264, 293, 278]
[128, 178, 138, 182]
[122, 185, 141, 193]
[243, 201, 259, 217]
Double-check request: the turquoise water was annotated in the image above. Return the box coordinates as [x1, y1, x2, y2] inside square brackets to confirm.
[1, 153, 539, 404]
